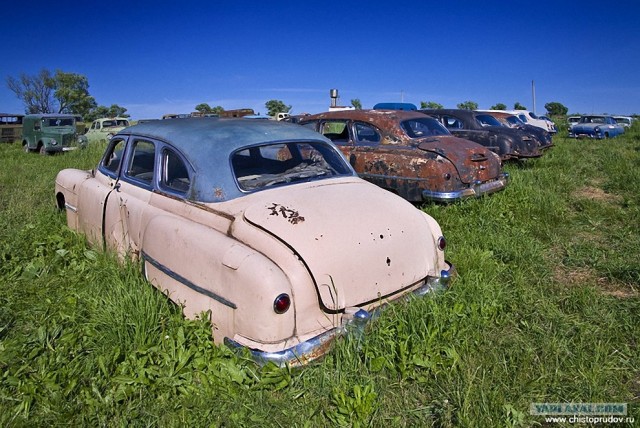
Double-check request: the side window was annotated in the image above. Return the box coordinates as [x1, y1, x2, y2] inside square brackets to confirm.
[354, 123, 380, 145]
[125, 140, 155, 183]
[102, 138, 127, 175]
[443, 116, 462, 129]
[320, 121, 350, 143]
[161, 148, 190, 193]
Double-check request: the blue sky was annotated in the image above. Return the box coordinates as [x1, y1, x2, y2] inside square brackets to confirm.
[2, 1, 639, 120]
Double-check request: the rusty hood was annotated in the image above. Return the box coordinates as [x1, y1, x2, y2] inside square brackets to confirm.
[417, 135, 501, 183]
[240, 179, 443, 311]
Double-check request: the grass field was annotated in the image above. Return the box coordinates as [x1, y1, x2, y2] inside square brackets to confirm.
[1, 122, 638, 427]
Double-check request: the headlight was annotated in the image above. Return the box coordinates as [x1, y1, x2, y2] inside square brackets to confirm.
[594, 126, 600, 133]
[50, 138, 58, 146]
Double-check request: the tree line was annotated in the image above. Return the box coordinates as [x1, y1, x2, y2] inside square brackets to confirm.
[6, 68, 569, 120]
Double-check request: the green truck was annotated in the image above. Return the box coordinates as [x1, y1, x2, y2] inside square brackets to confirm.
[22, 114, 87, 155]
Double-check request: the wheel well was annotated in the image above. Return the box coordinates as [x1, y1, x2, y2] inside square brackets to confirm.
[55, 192, 66, 210]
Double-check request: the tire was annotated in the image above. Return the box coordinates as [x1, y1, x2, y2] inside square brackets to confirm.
[23, 143, 30, 153]
[39, 144, 49, 156]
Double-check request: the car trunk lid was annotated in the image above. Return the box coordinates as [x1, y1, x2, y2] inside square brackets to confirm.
[417, 136, 501, 184]
[241, 179, 441, 311]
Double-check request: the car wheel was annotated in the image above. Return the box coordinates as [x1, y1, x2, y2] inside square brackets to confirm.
[39, 145, 49, 156]
[23, 143, 30, 153]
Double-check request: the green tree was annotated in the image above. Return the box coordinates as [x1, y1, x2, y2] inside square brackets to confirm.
[514, 102, 527, 110]
[6, 69, 56, 114]
[544, 102, 568, 116]
[6, 68, 97, 116]
[420, 101, 444, 109]
[350, 99, 362, 109]
[85, 104, 129, 122]
[54, 71, 97, 117]
[491, 103, 507, 110]
[195, 103, 214, 114]
[265, 100, 291, 117]
[457, 100, 478, 110]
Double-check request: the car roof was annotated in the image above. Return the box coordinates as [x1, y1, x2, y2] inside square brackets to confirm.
[117, 117, 341, 203]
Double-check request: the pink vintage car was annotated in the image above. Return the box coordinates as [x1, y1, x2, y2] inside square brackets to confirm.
[55, 118, 453, 366]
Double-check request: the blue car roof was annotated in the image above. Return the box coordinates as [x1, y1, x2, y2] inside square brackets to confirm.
[117, 117, 350, 202]
[373, 102, 417, 111]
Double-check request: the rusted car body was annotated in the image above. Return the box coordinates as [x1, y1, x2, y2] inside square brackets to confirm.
[421, 109, 543, 161]
[54, 118, 453, 366]
[300, 110, 509, 203]
[481, 111, 553, 149]
[0, 113, 24, 143]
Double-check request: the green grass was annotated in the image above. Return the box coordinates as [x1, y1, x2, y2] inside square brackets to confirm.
[1, 127, 639, 427]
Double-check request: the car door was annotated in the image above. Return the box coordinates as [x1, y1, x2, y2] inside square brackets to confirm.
[75, 136, 127, 247]
[102, 137, 156, 258]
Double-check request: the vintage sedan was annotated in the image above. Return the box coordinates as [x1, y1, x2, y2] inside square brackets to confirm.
[55, 118, 454, 366]
[421, 109, 543, 161]
[480, 111, 553, 149]
[85, 117, 131, 144]
[569, 115, 625, 139]
[300, 110, 508, 203]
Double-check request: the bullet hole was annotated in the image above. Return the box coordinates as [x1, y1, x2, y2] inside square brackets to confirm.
[386, 257, 391, 266]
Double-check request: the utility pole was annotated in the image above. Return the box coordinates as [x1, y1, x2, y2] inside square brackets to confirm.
[532, 80, 536, 114]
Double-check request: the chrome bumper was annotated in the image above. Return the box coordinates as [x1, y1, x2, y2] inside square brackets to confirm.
[422, 172, 510, 202]
[225, 261, 455, 367]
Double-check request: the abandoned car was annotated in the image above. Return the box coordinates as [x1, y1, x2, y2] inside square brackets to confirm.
[480, 111, 553, 149]
[299, 110, 508, 203]
[568, 115, 625, 139]
[85, 117, 131, 144]
[55, 118, 454, 366]
[420, 109, 544, 161]
[504, 110, 557, 134]
[22, 114, 87, 154]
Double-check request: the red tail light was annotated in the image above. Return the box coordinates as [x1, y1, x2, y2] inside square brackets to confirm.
[437, 236, 446, 251]
[273, 294, 291, 314]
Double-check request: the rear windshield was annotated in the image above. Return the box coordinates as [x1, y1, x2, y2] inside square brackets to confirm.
[232, 141, 352, 191]
[400, 117, 449, 138]
[475, 114, 502, 127]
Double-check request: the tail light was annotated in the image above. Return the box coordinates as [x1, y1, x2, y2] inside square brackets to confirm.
[437, 236, 446, 251]
[273, 294, 291, 314]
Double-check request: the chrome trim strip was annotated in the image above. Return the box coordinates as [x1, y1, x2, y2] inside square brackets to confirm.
[64, 202, 77, 213]
[141, 250, 237, 309]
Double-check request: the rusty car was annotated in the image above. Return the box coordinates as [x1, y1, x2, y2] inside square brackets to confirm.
[420, 109, 543, 161]
[54, 118, 454, 366]
[479, 110, 553, 150]
[299, 109, 509, 203]
[0, 113, 24, 143]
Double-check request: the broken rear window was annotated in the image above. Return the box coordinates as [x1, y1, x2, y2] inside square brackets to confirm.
[232, 142, 352, 191]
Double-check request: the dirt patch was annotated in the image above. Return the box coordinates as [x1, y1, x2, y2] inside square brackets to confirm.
[552, 262, 638, 298]
[572, 186, 623, 203]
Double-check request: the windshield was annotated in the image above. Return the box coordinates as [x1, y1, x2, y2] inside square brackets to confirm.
[43, 118, 74, 127]
[232, 141, 352, 191]
[475, 114, 502, 127]
[581, 116, 606, 124]
[401, 117, 449, 138]
[102, 119, 130, 128]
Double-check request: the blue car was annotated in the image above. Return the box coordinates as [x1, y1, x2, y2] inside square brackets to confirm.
[569, 115, 625, 139]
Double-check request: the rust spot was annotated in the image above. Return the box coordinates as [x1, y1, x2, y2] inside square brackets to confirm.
[268, 203, 305, 224]
[213, 187, 225, 200]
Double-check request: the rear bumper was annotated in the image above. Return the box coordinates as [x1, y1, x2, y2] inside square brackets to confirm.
[225, 261, 455, 367]
[422, 172, 510, 202]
